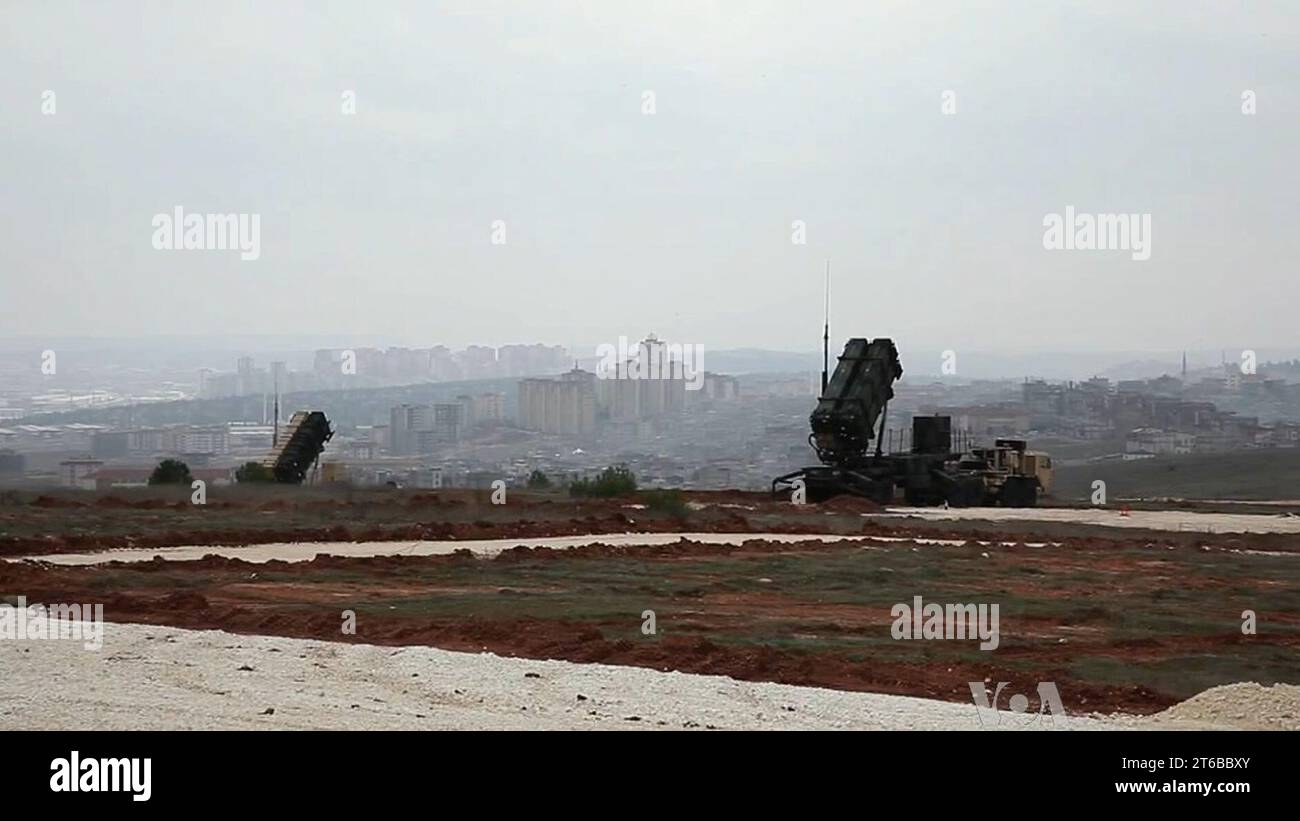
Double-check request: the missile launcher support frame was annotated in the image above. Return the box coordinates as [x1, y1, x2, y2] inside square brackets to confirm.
[261, 410, 334, 484]
[772, 338, 1049, 507]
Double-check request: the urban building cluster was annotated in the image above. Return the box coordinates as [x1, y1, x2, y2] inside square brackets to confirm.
[4, 348, 1300, 495]
[934, 363, 1300, 456]
[516, 337, 740, 437]
[386, 393, 506, 455]
[0, 420, 278, 490]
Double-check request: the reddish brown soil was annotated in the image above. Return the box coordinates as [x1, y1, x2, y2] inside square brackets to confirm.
[8, 535, 1293, 715]
[6, 495, 1296, 559]
[2, 582, 1162, 714]
[4, 489, 1297, 716]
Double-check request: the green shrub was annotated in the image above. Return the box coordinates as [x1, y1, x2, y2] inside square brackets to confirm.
[148, 459, 192, 485]
[569, 465, 637, 498]
[526, 469, 551, 489]
[643, 489, 688, 518]
[236, 461, 276, 483]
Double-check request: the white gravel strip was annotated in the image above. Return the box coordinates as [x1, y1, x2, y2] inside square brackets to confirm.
[1, 620, 1145, 731]
[8, 532, 853, 566]
[883, 506, 1300, 534]
[7, 532, 1075, 568]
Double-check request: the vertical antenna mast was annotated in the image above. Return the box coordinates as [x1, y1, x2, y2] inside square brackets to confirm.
[272, 366, 280, 447]
[821, 260, 830, 394]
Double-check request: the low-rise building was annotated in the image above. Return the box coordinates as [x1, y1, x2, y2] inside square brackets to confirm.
[1125, 428, 1194, 456]
[59, 459, 104, 490]
[88, 466, 234, 490]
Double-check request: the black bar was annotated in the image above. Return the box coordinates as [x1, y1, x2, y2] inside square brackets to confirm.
[7, 730, 1282, 809]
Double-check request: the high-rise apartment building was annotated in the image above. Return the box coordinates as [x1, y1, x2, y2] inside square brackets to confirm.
[518, 368, 596, 435]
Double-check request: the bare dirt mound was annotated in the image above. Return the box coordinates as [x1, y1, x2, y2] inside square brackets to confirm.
[32, 495, 85, 509]
[818, 496, 882, 513]
[1146, 682, 1300, 730]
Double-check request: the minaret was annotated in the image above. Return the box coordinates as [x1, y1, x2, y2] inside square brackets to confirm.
[1181, 351, 1187, 380]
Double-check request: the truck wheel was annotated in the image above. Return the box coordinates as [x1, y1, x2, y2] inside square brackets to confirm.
[904, 486, 939, 505]
[999, 476, 1037, 507]
[868, 482, 895, 505]
[950, 477, 986, 508]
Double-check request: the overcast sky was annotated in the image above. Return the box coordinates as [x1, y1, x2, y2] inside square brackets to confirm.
[2, 1, 1297, 354]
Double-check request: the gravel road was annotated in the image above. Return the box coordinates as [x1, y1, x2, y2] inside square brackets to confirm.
[9, 532, 849, 566]
[12, 619, 1294, 731]
[3, 620, 1125, 731]
[882, 506, 1300, 534]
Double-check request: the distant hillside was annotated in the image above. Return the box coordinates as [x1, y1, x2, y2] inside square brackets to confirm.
[20, 377, 522, 429]
[1053, 449, 1300, 502]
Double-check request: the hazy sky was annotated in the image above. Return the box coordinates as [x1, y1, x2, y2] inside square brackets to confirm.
[2, 1, 1297, 354]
